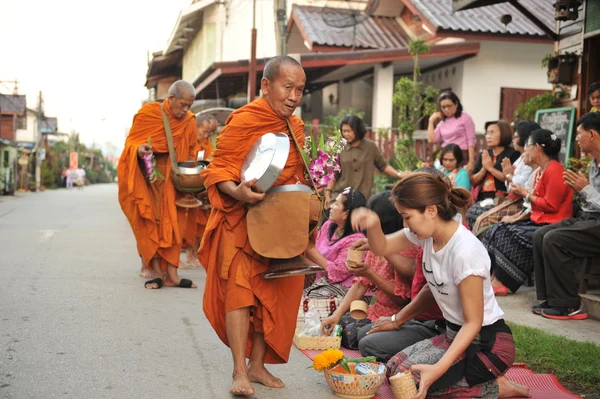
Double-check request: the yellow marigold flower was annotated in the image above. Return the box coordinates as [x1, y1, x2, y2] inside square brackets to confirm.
[322, 349, 343, 364]
[313, 353, 331, 372]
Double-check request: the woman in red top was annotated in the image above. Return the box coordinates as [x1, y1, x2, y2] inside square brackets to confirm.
[482, 129, 573, 295]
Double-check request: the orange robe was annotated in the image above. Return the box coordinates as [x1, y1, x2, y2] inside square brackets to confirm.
[194, 139, 215, 242]
[117, 100, 198, 270]
[198, 138, 214, 160]
[199, 97, 306, 364]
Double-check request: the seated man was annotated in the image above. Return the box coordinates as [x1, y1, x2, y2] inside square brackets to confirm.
[532, 112, 600, 319]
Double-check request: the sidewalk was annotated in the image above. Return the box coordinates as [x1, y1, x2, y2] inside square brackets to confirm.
[496, 285, 600, 345]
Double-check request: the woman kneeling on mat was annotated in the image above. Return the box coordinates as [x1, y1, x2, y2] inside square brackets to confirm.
[351, 172, 529, 399]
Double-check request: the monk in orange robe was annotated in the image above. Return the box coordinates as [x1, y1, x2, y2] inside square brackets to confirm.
[199, 56, 307, 396]
[117, 80, 199, 289]
[181, 113, 218, 268]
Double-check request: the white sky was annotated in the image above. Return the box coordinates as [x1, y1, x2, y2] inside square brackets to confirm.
[0, 0, 192, 156]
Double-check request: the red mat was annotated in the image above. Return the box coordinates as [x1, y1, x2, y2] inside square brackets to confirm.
[300, 348, 581, 399]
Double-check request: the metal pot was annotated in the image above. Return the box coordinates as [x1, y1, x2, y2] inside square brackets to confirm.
[241, 133, 290, 192]
[177, 161, 208, 175]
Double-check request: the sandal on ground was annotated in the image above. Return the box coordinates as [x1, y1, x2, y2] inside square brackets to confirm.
[144, 278, 164, 289]
[178, 278, 194, 288]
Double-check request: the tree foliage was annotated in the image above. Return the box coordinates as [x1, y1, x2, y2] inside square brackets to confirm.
[391, 39, 439, 171]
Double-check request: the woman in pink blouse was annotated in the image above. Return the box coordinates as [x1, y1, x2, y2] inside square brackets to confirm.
[304, 187, 367, 299]
[319, 191, 415, 349]
[428, 91, 476, 174]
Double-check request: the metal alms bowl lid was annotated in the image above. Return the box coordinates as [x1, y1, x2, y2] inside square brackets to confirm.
[241, 132, 290, 192]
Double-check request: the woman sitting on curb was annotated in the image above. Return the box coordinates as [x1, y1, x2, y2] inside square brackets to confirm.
[466, 120, 520, 229]
[303, 187, 367, 299]
[439, 143, 471, 190]
[320, 191, 415, 349]
[482, 129, 573, 296]
[472, 121, 539, 236]
[352, 172, 529, 399]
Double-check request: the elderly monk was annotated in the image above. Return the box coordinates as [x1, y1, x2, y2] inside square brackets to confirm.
[118, 80, 199, 289]
[180, 113, 219, 268]
[199, 55, 307, 396]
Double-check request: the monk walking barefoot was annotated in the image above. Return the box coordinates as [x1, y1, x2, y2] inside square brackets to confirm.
[199, 56, 308, 395]
[118, 80, 199, 290]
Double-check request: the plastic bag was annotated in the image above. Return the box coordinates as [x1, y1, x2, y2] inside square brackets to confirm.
[298, 307, 322, 337]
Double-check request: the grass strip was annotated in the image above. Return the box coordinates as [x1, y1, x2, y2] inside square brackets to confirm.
[508, 321, 600, 395]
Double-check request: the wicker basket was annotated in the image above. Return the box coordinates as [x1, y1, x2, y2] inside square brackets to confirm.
[294, 329, 341, 350]
[324, 362, 386, 399]
[389, 370, 417, 399]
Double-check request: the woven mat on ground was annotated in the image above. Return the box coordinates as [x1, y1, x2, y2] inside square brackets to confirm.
[300, 348, 581, 399]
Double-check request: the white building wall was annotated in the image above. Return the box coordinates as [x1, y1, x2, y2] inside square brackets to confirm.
[15, 113, 37, 143]
[460, 40, 552, 131]
[222, 0, 277, 62]
[421, 60, 465, 102]
[183, 28, 205, 82]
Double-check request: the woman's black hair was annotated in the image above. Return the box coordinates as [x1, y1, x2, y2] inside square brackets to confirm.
[440, 143, 463, 165]
[438, 91, 463, 119]
[340, 115, 367, 140]
[328, 188, 367, 241]
[529, 128, 562, 160]
[514, 121, 540, 148]
[366, 191, 403, 235]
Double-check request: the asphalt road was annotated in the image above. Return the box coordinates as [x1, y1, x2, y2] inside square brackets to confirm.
[0, 185, 337, 399]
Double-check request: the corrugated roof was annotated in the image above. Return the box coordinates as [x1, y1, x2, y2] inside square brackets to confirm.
[408, 0, 555, 37]
[291, 5, 410, 50]
[0, 94, 26, 114]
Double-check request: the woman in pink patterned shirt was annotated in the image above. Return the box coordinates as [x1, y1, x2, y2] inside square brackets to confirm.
[320, 192, 416, 349]
[303, 188, 367, 299]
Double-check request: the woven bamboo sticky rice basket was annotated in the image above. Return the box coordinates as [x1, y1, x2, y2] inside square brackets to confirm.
[389, 370, 417, 399]
[324, 363, 386, 399]
[294, 329, 341, 350]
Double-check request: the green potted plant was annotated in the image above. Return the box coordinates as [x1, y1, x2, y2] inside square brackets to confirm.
[542, 51, 578, 84]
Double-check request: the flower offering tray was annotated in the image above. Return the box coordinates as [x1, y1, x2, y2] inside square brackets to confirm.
[324, 362, 386, 399]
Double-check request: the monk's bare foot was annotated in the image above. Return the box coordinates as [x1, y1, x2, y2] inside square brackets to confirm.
[144, 278, 163, 290]
[179, 260, 192, 269]
[139, 268, 154, 278]
[164, 277, 197, 288]
[230, 372, 254, 396]
[248, 365, 284, 388]
[498, 376, 530, 398]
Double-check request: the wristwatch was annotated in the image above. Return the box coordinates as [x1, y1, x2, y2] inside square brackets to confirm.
[391, 314, 397, 324]
[506, 173, 513, 180]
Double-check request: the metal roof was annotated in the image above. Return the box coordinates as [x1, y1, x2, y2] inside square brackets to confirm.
[408, 0, 555, 37]
[0, 94, 26, 114]
[290, 5, 411, 50]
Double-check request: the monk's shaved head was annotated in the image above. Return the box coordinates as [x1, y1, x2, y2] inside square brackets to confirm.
[167, 80, 195, 119]
[195, 113, 217, 126]
[168, 80, 196, 99]
[262, 56, 302, 82]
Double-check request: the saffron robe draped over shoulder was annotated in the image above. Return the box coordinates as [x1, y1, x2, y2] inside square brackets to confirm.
[199, 97, 306, 364]
[193, 138, 215, 242]
[117, 99, 198, 269]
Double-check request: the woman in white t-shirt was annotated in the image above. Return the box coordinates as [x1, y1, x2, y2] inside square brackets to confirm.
[351, 172, 529, 399]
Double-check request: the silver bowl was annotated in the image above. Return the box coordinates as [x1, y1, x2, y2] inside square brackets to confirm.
[241, 133, 290, 192]
[177, 161, 208, 175]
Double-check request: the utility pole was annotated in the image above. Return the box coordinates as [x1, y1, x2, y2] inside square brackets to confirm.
[247, 0, 257, 104]
[275, 0, 287, 55]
